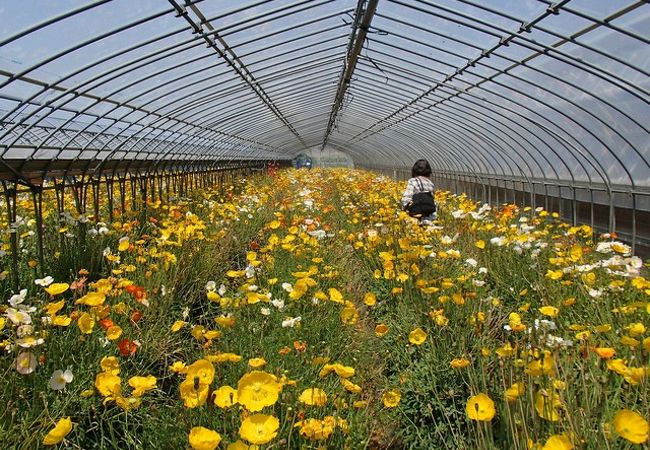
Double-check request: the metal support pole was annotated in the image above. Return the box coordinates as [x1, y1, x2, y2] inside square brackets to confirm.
[31, 185, 45, 274]
[2, 181, 20, 290]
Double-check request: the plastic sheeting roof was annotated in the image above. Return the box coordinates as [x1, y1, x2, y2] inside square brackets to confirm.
[0, 0, 649, 186]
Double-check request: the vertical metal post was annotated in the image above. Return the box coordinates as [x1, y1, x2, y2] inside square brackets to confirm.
[118, 177, 127, 215]
[544, 184, 549, 211]
[31, 185, 45, 273]
[130, 176, 138, 211]
[571, 186, 577, 226]
[2, 181, 20, 290]
[107, 178, 115, 222]
[589, 188, 595, 234]
[631, 192, 636, 254]
[530, 181, 536, 213]
[609, 192, 616, 233]
[92, 179, 101, 222]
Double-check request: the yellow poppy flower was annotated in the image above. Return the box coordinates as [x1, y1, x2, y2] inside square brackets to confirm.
[505, 382, 525, 402]
[186, 359, 215, 385]
[408, 327, 427, 345]
[45, 283, 69, 296]
[626, 322, 646, 336]
[450, 358, 471, 369]
[542, 434, 573, 450]
[538, 306, 559, 318]
[227, 440, 258, 450]
[128, 375, 157, 397]
[364, 292, 376, 306]
[179, 378, 209, 408]
[466, 393, 496, 421]
[375, 324, 389, 337]
[594, 347, 615, 359]
[100, 356, 120, 374]
[613, 409, 648, 444]
[237, 371, 282, 412]
[189, 426, 221, 450]
[42, 417, 73, 445]
[213, 386, 238, 408]
[207, 352, 242, 363]
[319, 363, 355, 379]
[535, 390, 563, 422]
[118, 237, 130, 252]
[52, 315, 72, 327]
[340, 306, 359, 325]
[248, 358, 266, 369]
[239, 414, 279, 445]
[341, 378, 362, 394]
[382, 389, 401, 408]
[294, 417, 335, 440]
[299, 388, 327, 406]
[77, 312, 95, 334]
[171, 320, 186, 332]
[75, 292, 106, 306]
[328, 288, 344, 303]
[95, 372, 121, 397]
[44, 300, 65, 316]
[106, 325, 122, 341]
[169, 361, 187, 374]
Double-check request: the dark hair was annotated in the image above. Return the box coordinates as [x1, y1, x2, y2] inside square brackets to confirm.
[411, 159, 432, 178]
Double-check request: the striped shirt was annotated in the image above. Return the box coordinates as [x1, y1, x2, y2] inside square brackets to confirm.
[401, 176, 435, 208]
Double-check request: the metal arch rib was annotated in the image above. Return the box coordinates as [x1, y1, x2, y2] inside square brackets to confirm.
[169, 0, 308, 149]
[321, 0, 379, 150]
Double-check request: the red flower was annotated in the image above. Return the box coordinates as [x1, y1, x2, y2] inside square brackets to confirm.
[99, 318, 114, 330]
[126, 285, 147, 303]
[118, 339, 137, 357]
[130, 310, 143, 323]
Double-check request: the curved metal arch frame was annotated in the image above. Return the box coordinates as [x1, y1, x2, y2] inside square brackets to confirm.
[1, 4, 354, 166]
[343, 18, 643, 187]
[348, 80, 518, 176]
[401, 0, 650, 100]
[340, 36, 620, 191]
[356, 5, 644, 181]
[353, 62, 550, 178]
[0, 0, 647, 208]
[333, 98, 507, 176]
[353, 46, 579, 184]
[369, 12, 650, 166]
[331, 113, 489, 178]
[42, 34, 349, 176]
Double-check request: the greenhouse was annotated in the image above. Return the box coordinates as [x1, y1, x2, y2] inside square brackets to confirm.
[0, 0, 649, 448]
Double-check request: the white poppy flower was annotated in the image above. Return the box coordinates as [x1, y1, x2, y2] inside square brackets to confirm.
[6, 308, 32, 325]
[282, 316, 301, 328]
[490, 236, 506, 246]
[8, 289, 28, 307]
[35, 276, 54, 287]
[16, 336, 44, 348]
[16, 352, 37, 375]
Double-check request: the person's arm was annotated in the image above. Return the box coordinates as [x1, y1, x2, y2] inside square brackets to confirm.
[401, 179, 415, 207]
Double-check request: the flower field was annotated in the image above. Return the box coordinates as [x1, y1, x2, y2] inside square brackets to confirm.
[0, 168, 648, 449]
